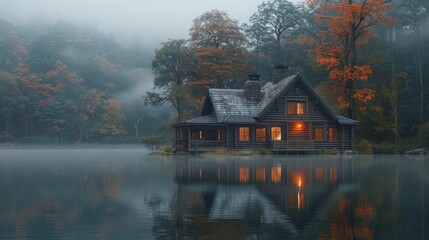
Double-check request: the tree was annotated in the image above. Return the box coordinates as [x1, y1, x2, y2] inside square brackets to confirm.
[189, 10, 249, 89]
[396, 0, 429, 124]
[146, 39, 197, 123]
[249, 0, 302, 64]
[305, 0, 395, 119]
[0, 71, 25, 138]
[242, 22, 269, 73]
[91, 97, 125, 138]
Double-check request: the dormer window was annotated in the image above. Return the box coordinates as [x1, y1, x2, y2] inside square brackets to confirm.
[287, 101, 306, 115]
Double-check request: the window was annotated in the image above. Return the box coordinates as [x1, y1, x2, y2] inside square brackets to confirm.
[199, 131, 203, 140]
[297, 102, 305, 114]
[217, 129, 221, 141]
[287, 101, 305, 115]
[255, 127, 266, 141]
[314, 128, 324, 142]
[239, 127, 250, 141]
[271, 127, 282, 141]
[328, 127, 338, 141]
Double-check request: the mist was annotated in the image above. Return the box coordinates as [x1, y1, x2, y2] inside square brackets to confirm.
[0, 0, 286, 48]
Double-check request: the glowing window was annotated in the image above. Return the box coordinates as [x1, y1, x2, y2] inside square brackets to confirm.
[239, 127, 250, 141]
[271, 127, 282, 141]
[217, 129, 221, 141]
[287, 101, 305, 115]
[199, 131, 203, 140]
[328, 128, 338, 141]
[314, 128, 324, 142]
[287, 102, 295, 115]
[297, 102, 305, 114]
[255, 127, 266, 141]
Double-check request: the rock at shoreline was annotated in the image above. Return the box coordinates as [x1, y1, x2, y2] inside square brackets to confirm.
[405, 147, 428, 155]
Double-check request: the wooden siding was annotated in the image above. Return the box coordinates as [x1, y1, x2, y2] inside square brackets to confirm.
[260, 81, 333, 123]
[287, 122, 309, 140]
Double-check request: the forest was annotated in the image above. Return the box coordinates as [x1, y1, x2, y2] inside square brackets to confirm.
[0, 0, 428, 152]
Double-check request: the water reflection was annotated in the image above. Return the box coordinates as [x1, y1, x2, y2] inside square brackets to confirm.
[0, 150, 428, 239]
[173, 156, 354, 239]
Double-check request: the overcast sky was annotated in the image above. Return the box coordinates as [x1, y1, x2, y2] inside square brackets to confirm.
[0, 0, 298, 47]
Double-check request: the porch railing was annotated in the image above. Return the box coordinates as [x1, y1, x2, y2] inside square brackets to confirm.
[189, 140, 225, 150]
[271, 140, 314, 150]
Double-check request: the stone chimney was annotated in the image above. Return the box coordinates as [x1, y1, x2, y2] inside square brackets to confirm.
[244, 74, 263, 101]
[272, 64, 289, 84]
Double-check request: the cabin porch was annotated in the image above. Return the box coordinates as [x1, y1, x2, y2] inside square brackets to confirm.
[174, 124, 320, 152]
[174, 125, 227, 152]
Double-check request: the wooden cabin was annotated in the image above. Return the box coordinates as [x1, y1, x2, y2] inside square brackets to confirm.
[174, 69, 358, 153]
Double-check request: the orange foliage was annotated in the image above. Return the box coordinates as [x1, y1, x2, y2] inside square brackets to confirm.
[95, 54, 119, 75]
[304, 0, 395, 114]
[190, 10, 249, 89]
[17, 64, 59, 97]
[46, 60, 82, 85]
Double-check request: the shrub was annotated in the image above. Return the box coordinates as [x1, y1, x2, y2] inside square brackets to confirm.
[159, 145, 174, 153]
[418, 123, 429, 148]
[356, 139, 373, 154]
[140, 136, 164, 151]
[372, 143, 399, 154]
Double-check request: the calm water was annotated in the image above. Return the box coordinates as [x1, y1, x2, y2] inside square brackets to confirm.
[0, 149, 428, 240]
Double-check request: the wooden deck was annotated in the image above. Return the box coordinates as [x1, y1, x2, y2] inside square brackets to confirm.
[271, 140, 315, 151]
[176, 139, 316, 152]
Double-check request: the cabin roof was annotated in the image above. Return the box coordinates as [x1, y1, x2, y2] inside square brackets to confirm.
[336, 115, 359, 125]
[177, 73, 358, 126]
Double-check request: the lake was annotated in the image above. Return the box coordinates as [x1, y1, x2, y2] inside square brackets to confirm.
[0, 148, 428, 239]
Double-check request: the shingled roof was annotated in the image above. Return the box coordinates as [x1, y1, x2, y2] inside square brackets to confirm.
[178, 73, 358, 126]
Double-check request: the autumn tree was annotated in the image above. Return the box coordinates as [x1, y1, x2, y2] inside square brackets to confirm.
[146, 39, 197, 123]
[189, 10, 249, 89]
[91, 97, 126, 139]
[0, 71, 25, 140]
[305, 0, 395, 119]
[16, 64, 60, 142]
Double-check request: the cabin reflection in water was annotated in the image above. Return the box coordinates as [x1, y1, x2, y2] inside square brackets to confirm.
[174, 157, 353, 236]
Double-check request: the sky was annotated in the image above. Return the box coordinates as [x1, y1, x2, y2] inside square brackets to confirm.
[0, 0, 302, 47]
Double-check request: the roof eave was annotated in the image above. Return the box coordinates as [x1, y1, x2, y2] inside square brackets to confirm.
[257, 74, 300, 118]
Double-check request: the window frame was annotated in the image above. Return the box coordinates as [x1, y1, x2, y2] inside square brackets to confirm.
[314, 127, 324, 142]
[238, 127, 250, 142]
[271, 126, 282, 141]
[286, 100, 306, 116]
[255, 127, 267, 141]
[328, 127, 338, 142]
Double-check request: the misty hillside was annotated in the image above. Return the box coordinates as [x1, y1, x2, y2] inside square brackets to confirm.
[0, 19, 169, 144]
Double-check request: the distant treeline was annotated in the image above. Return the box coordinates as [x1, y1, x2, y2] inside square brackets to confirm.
[0, 19, 169, 144]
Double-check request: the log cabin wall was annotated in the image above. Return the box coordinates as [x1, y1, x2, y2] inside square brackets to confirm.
[257, 81, 353, 151]
[260, 81, 332, 123]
